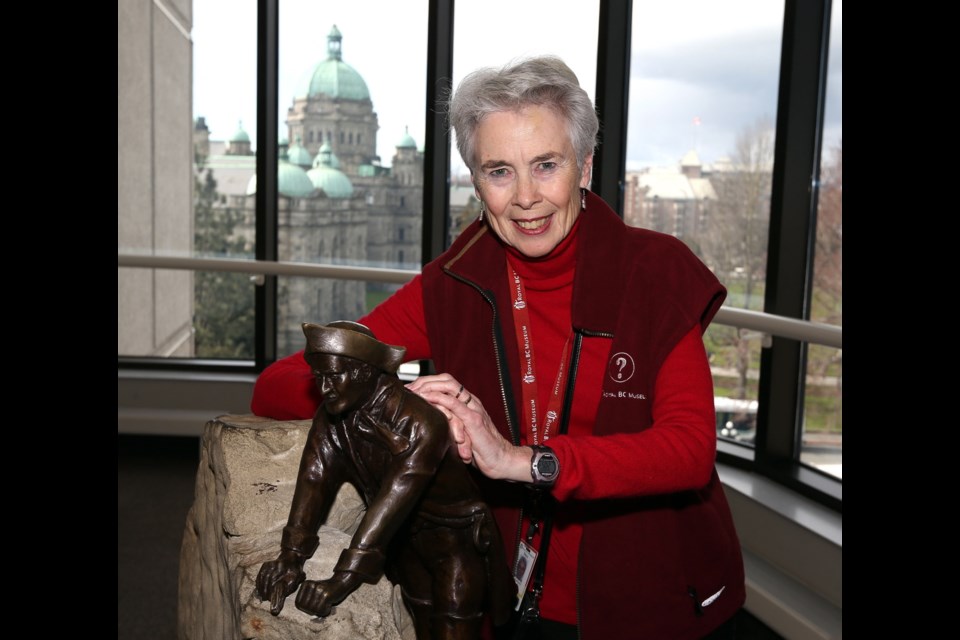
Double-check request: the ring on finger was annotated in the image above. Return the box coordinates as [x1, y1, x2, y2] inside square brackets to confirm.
[454, 383, 464, 400]
[464, 394, 472, 406]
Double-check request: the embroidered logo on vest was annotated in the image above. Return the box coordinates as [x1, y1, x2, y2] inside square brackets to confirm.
[607, 352, 636, 383]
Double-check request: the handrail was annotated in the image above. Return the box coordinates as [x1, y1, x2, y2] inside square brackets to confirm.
[118, 253, 842, 349]
[714, 307, 841, 349]
[118, 253, 414, 285]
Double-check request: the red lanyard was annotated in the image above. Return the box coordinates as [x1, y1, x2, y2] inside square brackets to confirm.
[507, 264, 572, 445]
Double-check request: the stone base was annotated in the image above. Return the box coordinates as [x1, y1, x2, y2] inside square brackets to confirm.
[177, 414, 414, 640]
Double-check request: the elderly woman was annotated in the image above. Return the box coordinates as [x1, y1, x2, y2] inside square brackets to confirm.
[252, 56, 745, 639]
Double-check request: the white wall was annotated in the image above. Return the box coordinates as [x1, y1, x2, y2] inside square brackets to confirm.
[118, 0, 194, 357]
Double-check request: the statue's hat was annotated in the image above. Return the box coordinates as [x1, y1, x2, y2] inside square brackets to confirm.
[302, 320, 406, 374]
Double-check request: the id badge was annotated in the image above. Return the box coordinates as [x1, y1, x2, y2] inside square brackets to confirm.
[513, 540, 538, 610]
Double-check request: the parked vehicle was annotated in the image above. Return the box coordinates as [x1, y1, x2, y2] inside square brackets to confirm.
[714, 396, 758, 443]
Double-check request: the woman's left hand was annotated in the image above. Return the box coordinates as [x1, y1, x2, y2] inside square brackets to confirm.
[407, 374, 530, 482]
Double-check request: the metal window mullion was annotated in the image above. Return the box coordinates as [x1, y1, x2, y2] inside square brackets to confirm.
[756, 0, 831, 471]
[592, 0, 632, 217]
[422, 0, 454, 265]
[255, 0, 279, 369]
[416, 0, 455, 376]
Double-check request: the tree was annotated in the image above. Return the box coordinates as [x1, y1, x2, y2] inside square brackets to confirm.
[193, 156, 255, 357]
[701, 117, 775, 399]
[705, 117, 774, 308]
[806, 139, 842, 432]
[812, 139, 842, 327]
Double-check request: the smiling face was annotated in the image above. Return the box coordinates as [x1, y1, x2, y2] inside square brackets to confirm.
[307, 353, 377, 416]
[472, 106, 593, 259]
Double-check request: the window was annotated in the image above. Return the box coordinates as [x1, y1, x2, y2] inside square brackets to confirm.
[802, 0, 841, 479]
[118, 0, 841, 507]
[625, 0, 784, 456]
[280, 3, 428, 348]
[118, 0, 257, 359]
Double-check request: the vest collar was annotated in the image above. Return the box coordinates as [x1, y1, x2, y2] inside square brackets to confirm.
[441, 190, 626, 335]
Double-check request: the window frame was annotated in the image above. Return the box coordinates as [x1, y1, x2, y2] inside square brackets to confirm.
[117, 0, 840, 510]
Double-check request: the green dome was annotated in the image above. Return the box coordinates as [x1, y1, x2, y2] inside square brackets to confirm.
[307, 145, 353, 198]
[313, 143, 341, 170]
[246, 161, 316, 198]
[287, 136, 313, 169]
[231, 121, 250, 143]
[397, 127, 417, 149]
[298, 25, 370, 101]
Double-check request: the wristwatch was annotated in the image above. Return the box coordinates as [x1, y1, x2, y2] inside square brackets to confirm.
[530, 445, 560, 487]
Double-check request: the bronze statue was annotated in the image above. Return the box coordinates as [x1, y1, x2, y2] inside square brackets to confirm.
[256, 321, 513, 639]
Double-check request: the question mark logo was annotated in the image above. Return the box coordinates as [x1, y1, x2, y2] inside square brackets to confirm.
[607, 352, 635, 383]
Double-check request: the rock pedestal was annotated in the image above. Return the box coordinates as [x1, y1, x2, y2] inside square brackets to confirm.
[177, 414, 414, 640]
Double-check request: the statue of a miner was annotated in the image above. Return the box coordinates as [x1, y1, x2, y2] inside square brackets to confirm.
[256, 321, 513, 639]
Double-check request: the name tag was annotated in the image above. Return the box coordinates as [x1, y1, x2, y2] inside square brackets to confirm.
[513, 540, 538, 610]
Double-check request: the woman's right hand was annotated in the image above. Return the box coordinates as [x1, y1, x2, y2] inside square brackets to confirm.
[407, 374, 531, 483]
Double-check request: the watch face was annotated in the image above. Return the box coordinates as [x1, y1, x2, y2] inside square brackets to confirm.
[537, 455, 558, 478]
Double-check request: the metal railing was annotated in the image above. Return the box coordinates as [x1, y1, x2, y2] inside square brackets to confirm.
[118, 253, 842, 349]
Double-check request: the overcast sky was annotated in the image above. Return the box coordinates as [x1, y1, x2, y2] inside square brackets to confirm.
[193, 0, 841, 172]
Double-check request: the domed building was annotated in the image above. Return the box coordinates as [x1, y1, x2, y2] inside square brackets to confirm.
[226, 122, 251, 156]
[245, 153, 316, 199]
[286, 135, 313, 170]
[196, 25, 422, 355]
[308, 144, 353, 198]
[286, 25, 378, 176]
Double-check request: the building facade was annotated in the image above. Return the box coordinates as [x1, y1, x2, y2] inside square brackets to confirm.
[194, 26, 424, 357]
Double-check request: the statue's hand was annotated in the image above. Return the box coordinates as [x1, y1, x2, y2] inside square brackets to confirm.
[294, 571, 363, 618]
[256, 555, 306, 616]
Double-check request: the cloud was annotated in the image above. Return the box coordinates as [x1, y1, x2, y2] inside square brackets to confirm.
[194, 0, 840, 172]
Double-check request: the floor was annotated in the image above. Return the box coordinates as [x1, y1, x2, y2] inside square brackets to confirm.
[117, 433, 783, 639]
[118, 435, 201, 640]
